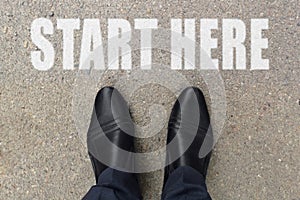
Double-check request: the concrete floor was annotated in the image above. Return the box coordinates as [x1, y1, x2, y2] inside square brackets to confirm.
[0, 0, 299, 199]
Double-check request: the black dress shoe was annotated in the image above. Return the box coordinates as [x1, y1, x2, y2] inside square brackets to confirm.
[164, 87, 213, 185]
[87, 86, 135, 183]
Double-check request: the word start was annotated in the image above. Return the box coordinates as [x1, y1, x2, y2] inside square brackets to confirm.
[31, 18, 269, 71]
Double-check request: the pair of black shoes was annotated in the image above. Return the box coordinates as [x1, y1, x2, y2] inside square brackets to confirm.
[87, 86, 213, 185]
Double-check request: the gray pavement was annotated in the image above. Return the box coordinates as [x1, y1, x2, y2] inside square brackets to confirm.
[0, 0, 299, 199]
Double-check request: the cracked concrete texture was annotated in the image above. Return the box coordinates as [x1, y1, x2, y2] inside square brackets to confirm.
[0, 0, 299, 199]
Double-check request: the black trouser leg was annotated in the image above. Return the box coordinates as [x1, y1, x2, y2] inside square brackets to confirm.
[82, 168, 142, 200]
[162, 166, 212, 200]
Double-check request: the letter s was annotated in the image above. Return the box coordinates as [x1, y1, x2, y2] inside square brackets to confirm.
[31, 18, 54, 71]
